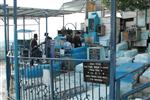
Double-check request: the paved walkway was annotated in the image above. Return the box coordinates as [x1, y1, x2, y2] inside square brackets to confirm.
[0, 61, 6, 100]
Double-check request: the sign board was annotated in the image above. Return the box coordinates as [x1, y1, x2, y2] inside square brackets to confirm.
[83, 62, 109, 84]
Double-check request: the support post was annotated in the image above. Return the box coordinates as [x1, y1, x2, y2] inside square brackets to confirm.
[34, 18, 41, 44]
[13, 0, 20, 100]
[23, 16, 25, 46]
[115, 80, 120, 100]
[62, 3, 65, 29]
[6, 8, 11, 97]
[6, 8, 9, 51]
[109, 0, 116, 100]
[145, 8, 147, 26]
[46, 14, 48, 33]
[3, 0, 10, 97]
[50, 40, 55, 100]
[38, 18, 40, 44]
[45, 14, 48, 57]
[63, 12, 65, 29]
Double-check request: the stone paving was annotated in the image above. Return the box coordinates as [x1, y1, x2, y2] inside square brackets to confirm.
[0, 61, 6, 100]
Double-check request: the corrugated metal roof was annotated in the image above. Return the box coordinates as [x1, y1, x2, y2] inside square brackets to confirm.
[60, 0, 103, 12]
[0, 5, 77, 18]
[60, 0, 86, 12]
[0, 0, 103, 18]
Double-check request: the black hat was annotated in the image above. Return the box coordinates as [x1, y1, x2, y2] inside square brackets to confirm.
[45, 33, 49, 36]
[76, 31, 80, 34]
[34, 34, 37, 38]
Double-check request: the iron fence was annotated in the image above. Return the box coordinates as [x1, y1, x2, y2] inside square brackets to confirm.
[7, 56, 150, 100]
[9, 57, 110, 100]
[116, 63, 150, 100]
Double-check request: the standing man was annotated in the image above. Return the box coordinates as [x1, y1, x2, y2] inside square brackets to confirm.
[30, 34, 38, 51]
[44, 33, 52, 58]
[64, 37, 72, 53]
[73, 31, 82, 48]
[30, 34, 42, 65]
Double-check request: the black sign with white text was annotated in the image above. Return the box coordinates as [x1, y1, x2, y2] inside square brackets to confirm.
[83, 62, 109, 84]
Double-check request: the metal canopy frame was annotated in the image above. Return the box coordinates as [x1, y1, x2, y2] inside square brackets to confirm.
[60, 0, 103, 12]
[60, 0, 86, 12]
[0, 5, 77, 18]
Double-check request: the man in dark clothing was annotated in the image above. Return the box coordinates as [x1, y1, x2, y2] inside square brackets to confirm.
[44, 33, 52, 58]
[73, 31, 81, 48]
[66, 33, 72, 43]
[30, 34, 38, 51]
[30, 34, 42, 65]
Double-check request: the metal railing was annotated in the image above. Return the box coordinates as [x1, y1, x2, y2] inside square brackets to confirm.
[7, 56, 150, 100]
[9, 56, 110, 100]
[115, 63, 150, 100]
[122, 82, 150, 100]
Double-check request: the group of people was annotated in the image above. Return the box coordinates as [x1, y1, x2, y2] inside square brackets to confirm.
[65, 31, 82, 48]
[30, 33, 52, 65]
[29, 31, 82, 65]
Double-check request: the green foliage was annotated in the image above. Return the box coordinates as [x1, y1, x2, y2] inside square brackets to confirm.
[102, 0, 150, 11]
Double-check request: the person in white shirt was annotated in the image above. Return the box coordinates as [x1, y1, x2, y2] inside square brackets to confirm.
[63, 37, 72, 54]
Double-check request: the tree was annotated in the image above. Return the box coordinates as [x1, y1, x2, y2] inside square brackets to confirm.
[103, 0, 150, 11]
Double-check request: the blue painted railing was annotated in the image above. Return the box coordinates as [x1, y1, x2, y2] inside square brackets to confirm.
[122, 82, 150, 100]
[115, 63, 150, 100]
[8, 56, 110, 100]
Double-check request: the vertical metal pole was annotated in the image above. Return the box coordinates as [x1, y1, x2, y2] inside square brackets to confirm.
[145, 9, 147, 26]
[45, 14, 48, 57]
[13, 0, 20, 100]
[63, 13, 65, 29]
[136, 10, 138, 26]
[85, 0, 88, 19]
[38, 18, 40, 44]
[62, 3, 65, 29]
[7, 9, 9, 51]
[115, 80, 120, 100]
[34, 18, 40, 44]
[85, 0, 89, 33]
[50, 40, 55, 100]
[75, 22, 77, 30]
[46, 14, 48, 33]
[6, 9, 11, 97]
[63, 14, 65, 29]
[3, 0, 10, 97]
[23, 16, 25, 46]
[109, 0, 116, 100]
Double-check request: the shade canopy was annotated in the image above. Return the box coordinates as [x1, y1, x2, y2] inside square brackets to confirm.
[0, 5, 77, 18]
